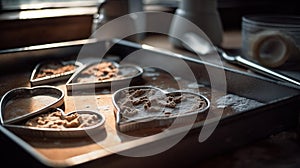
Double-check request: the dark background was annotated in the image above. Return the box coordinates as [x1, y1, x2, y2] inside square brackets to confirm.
[217, 0, 300, 30]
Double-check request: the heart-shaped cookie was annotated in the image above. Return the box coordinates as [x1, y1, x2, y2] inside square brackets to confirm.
[66, 60, 143, 91]
[112, 86, 210, 132]
[30, 60, 83, 86]
[0, 86, 64, 125]
[3, 108, 105, 138]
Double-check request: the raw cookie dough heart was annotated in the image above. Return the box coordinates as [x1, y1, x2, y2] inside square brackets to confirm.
[112, 86, 210, 133]
[30, 60, 82, 86]
[3, 108, 105, 138]
[66, 60, 143, 91]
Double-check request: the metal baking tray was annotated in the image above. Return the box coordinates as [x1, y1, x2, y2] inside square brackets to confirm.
[0, 38, 299, 167]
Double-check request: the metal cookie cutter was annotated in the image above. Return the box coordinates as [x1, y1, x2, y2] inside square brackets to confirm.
[66, 60, 144, 91]
[0, 85, 65, 125]
[112, 85, 210, 133]
[30, 60, 83, 86]
[3, 108, 106, 138]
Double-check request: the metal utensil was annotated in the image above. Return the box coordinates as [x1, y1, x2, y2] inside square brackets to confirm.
[182, 32, 300, 88]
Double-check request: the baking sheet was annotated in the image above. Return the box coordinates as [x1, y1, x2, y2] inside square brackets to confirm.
[0, 39, 299, 167]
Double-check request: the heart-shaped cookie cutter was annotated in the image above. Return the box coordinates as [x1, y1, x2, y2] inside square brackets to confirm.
[0, 85, 64, 125]
[3, 108, 105, 138]
[66, 60, 144, 91]
[112, 85, 210, 132]
[30, 60, 83, 86]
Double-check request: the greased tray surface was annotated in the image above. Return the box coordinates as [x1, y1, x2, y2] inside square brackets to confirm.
[0, 39, 299, 167]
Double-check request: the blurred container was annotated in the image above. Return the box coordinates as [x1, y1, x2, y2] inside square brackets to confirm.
[93, 0, 145, 42]
[242, 15, 300, 68]
[169, 0, 223, 48]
